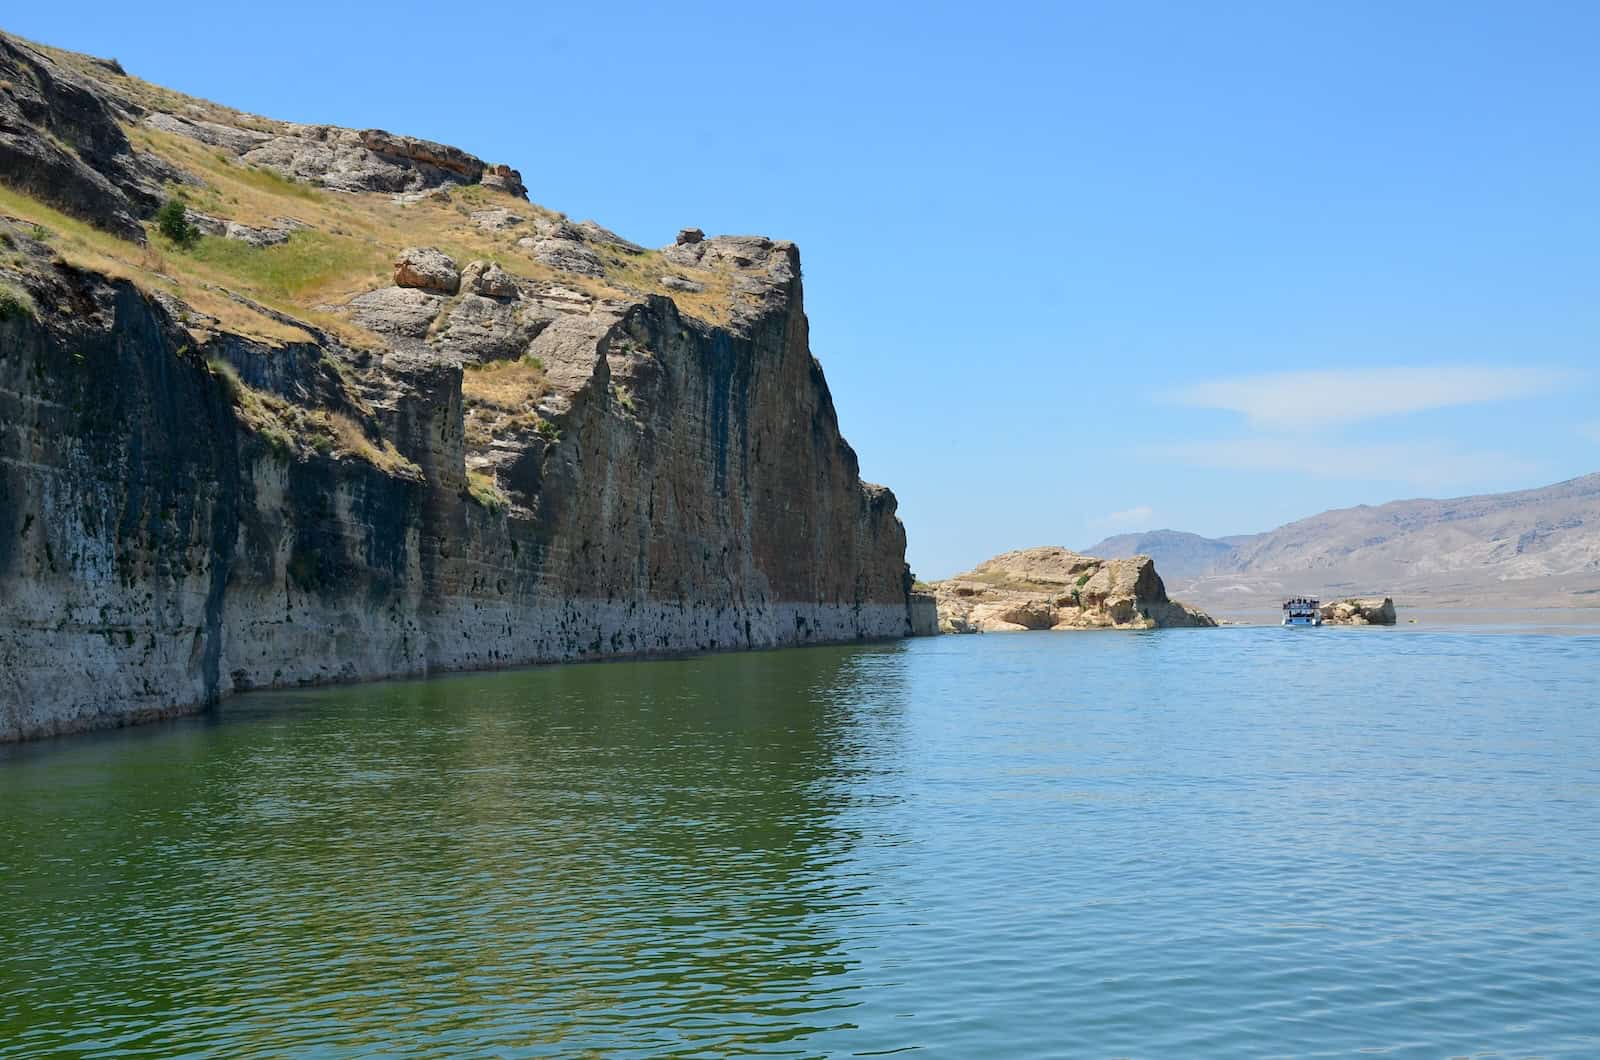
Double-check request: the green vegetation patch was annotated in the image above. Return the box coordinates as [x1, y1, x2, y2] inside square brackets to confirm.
[0, 280, 36, 322]
[229, 164, 324, 202]
[466, 470, 509, 512]
[155, 199, 197, 245]
[186, 231, 389, 302]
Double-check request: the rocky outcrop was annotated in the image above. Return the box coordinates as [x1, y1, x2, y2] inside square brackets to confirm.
[357, 129, 485, 181]
[187, 211, 310, 248]
[472, 207, 524, 231]
[0, 35, 173, 240]
[1320, 597, 1397, 626]
[932, 547, 1216, 633]
[520, 228, 607, 277]
[575, 220, 644, 252]
[460, 260, 518, 299]
[232, 125, 525, 197]
[0, 34, 926, 743]
[481, 164, 526, 199]
[347, 286, 450, 337]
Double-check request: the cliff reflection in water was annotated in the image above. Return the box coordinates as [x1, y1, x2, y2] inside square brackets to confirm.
[0, 643, 914, 1056]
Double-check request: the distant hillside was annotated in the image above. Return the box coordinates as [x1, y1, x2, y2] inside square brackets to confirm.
[1081, 530, 1243, 579]
[1086, 473, 1600, 609]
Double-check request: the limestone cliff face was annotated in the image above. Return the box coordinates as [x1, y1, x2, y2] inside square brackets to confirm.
[0, 34, 921, 742]
[932, 547, 1216, 633]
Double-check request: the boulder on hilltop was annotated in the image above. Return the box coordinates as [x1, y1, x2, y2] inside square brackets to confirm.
[931, 547, 1216, 633]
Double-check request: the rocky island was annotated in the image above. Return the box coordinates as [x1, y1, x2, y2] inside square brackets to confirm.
[0, 32, 935, 742]
[930, 547, 1216, 633]
[1320, 597, 1398, 626]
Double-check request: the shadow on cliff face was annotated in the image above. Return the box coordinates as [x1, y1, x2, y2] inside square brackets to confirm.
[0, 277, 244, 740]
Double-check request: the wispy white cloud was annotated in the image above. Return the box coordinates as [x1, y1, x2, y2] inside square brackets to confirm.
[1580, 421, 1600, 444]
[1091, 505, 1154, 528]
[1152, 438, 1540, 490]
[1164, 365, 1567, 429]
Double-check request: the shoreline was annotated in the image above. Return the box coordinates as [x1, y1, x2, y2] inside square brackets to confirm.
[1, 617, 929, 747]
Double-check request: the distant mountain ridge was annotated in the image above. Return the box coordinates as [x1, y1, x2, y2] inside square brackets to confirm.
[1078, 530, 1246, 579]
[1084, 473, 1600, 608]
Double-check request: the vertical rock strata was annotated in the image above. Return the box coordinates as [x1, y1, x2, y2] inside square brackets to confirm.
[0, 35, 923, 742]
[0, 239, 919, 742]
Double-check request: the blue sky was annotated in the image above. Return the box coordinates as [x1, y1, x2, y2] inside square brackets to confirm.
[9, 1, 1598, 577]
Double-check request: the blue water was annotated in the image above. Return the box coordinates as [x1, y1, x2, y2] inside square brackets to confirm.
[2, 626, 1598, 1057]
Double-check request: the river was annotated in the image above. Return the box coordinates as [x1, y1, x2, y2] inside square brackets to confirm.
[3, 626, 1598, 1057]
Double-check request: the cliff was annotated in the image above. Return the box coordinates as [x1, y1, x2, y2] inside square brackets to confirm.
[931, 547, 1216, 633]
[0, 32, 924, 742]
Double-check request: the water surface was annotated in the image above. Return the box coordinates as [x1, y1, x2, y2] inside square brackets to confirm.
[3, 628, 1599, 1057]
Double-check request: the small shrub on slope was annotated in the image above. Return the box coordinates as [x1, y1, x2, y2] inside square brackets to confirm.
[155, 199, 196, 246]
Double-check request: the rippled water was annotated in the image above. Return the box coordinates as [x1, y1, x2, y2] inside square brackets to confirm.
[3, 627, 1600, 1057]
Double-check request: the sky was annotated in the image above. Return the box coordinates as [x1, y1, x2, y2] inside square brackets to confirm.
[8, 1, 1598, 577]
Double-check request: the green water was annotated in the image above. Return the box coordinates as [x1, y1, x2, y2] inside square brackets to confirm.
[3, 628, 1599, 1056]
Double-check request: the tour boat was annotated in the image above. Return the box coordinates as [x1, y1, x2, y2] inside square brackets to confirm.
[1282, 597, 1322, 627]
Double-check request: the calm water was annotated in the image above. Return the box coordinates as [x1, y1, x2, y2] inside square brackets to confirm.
[3, 627, 1599, 1058]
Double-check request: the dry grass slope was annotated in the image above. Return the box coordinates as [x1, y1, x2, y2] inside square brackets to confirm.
[462, 356, 558, 451]
[126, 125, 752, 323]
[461, 355, 550, 411]
[5, 79, 764, 345]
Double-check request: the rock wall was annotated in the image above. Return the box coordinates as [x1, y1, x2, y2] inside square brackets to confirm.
[908, 592, 940, 636]
[0, 247, 920, 743]
[0, 32, 928, 743]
